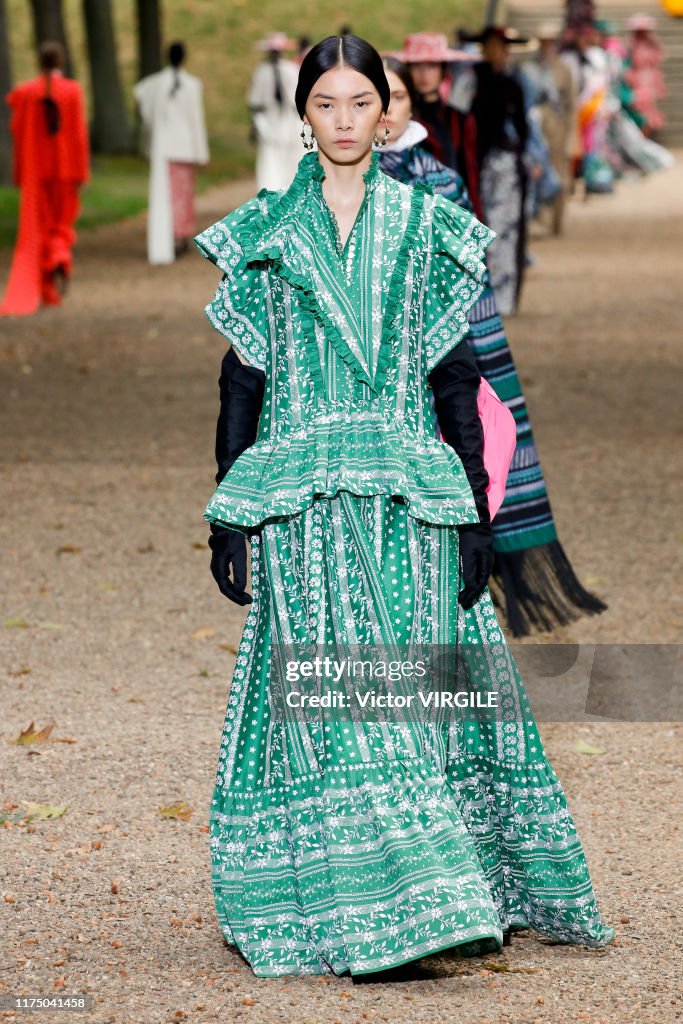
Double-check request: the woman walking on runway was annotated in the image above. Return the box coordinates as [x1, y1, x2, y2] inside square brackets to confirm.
[195, 33, 614, 978]
[377, 56, 607, 637]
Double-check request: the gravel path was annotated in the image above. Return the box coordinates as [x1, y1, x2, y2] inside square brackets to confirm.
[1, 161, 681, 1024]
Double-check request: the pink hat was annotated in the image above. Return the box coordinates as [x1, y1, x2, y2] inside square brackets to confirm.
[257, 32, 297, 52]
[389, 32, 473, 63]
[627, 13, 656, 30]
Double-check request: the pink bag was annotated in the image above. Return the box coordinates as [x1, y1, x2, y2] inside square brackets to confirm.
[439, 377, 517, 522]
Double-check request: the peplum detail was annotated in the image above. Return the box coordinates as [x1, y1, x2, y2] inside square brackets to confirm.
[203, 406, 481, 533]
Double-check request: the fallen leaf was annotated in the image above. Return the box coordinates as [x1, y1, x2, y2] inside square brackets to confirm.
[219, 643, 238, 654]
[192, 626, 216, 640]
[4, 617, 30, 628]
[21, 802, 67, 822]
[97, 582, 120, 591]
[8, 667, 32, 676]
[574, 739, 606, 755]
[160, 802, 194, 821]
[56, 545, 81, 555]
[16, 721, 54, 745]
[37, 621, 65, 630]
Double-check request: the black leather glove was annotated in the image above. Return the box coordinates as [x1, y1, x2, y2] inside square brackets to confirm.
[428, 341, 493, 610]
[209, 347, 265, 605]
[209, 522, 252, 606]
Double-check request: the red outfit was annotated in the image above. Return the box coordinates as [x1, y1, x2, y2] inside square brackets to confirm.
[168, 160, 197, 239]
[0, 72, 89, 317]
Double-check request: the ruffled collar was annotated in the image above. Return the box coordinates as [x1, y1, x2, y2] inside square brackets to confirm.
[379, 119, 429, 153]
[231, 146, 428, 396]
[296, 149, 382, 191]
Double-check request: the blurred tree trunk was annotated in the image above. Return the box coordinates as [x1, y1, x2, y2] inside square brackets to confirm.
[0, 0, 12, 184]
[136, 0, 163, 80]
[28, 0, 75, 77]
[82, 0, 131, 153]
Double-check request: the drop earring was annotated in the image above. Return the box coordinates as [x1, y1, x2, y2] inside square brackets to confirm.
[300, 123, 315, 150]
[373, 119, 391, 147]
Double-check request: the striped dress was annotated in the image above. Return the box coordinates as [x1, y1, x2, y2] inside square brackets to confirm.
[193, 150, 615, 977]
[380, 142, 607, 636]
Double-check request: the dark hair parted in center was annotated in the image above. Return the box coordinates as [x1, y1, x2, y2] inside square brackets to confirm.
[295, 34, 391, 118]
[381, 55, 419, 110]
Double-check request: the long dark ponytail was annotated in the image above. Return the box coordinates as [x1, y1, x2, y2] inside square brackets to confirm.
[38, 41, 64, 136]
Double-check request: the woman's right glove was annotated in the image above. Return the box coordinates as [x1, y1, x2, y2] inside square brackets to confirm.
[209, 346, 265, 605]
[428, 340, 493, 610]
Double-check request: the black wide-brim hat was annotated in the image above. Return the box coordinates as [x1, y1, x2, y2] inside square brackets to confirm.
[469, 25, 530, 45]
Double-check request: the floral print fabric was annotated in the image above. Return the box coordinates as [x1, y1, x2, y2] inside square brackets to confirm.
[194, 151, 615, 977]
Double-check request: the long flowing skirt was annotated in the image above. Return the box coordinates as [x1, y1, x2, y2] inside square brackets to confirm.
[209, 492, 615, 977]
[0, 179, 80, 317]
[460, 288, 607, 636]
[479, 149, 527, 317]
[168, 161, 197, 240]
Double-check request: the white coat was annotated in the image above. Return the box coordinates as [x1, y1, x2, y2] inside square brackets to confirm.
[247, 58, 302, 192]
[134, 66, 210, 264]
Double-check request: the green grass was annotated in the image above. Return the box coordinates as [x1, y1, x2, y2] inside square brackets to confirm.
[2, 0, 483, 247]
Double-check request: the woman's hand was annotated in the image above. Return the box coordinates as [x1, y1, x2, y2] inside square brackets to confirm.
[457, 523, 494, 608]
[208, 523, 252, 605]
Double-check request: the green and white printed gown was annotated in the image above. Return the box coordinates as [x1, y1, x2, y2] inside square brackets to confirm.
[194, 151, 614, 977]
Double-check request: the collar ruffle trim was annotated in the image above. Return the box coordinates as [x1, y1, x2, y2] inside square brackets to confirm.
[230, 151, 430, 396]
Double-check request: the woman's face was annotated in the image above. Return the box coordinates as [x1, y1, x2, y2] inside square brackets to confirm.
[384, 69, 412, 140]
[482, 36, 509, 69]
[304, 65, 384, 165]
[409, 61, 443, 99]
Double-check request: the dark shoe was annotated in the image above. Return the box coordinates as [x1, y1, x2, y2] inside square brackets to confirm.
[53, 264, 69, 297]
[351, 959, 438, 984]
[41, 270, 62, 306]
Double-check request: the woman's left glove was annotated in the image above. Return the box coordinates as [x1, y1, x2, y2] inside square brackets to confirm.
[429, 340, 493, 609]
[208, 523, 252, 606]
[456, 524, 494, 609]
